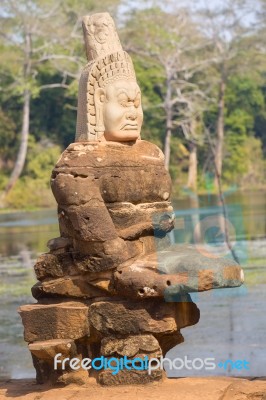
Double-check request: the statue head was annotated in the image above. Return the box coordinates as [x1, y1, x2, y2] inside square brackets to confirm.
[76, 13, 143, 142]
[90, 51, 143, 142]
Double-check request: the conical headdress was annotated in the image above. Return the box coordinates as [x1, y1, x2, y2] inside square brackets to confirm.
[75, 13, 137, 142]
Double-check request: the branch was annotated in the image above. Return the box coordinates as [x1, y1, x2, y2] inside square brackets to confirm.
[39, 83, 68, 90]
[39, 2, 61, 20]
[32, 42, 52, 54]
[0, 31, 18, 45]
[33, 54, 82, 66]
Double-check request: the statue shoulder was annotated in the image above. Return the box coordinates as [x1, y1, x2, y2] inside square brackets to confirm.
[52, 140, 166, 172]
[135, 140, 165, 163]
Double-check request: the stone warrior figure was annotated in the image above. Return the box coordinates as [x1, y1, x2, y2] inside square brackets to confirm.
[19, 12, 244, 386]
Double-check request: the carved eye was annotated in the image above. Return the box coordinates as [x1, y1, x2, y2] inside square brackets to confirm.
[118, 93, 128, 107]
[134, 95, 140, 108]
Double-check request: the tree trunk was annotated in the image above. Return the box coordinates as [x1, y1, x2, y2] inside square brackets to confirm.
[187, 140, 198, 191]
[3, 89, 31, 197]
[187, 133, 200, 243]
[164, 77, 172, 171]
[0, 31, 32, 205]
[214, 73, 226, 188]
[164, 126, 171, 171]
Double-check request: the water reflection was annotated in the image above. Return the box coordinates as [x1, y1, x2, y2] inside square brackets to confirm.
[0, 209, 59, 379]
[0, 191, 265, 379]
[172, 189, 266, 239]
[0, 210, 58, 257]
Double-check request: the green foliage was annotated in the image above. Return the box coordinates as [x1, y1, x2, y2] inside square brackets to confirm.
[169, 138, 190, 185]
[225, 75, 265, 136]
[0, 1, 266, 209]
[226, 76, 264, 116]
[4, 178, 56, 209]
[0, 109, 17, 164]
[226, 108, 254, 136]
[0, 138, 60, 209]
[223, 136, 264, 185]
[201, 72, 266, 187]
[132, 54, 165, 145]
[26, 141, 61, 182]
[220, 75, 266, 184]
[30, 71, 77, 147]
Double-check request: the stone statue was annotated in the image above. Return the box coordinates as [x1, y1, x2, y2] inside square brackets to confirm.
[76, 13, 140, 142]
[19, 13, 244, 386]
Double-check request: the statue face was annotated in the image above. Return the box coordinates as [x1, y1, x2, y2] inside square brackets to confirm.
[98, 80, 143, 142]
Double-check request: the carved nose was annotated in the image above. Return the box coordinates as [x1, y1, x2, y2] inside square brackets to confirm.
[126, 110, 137, 120]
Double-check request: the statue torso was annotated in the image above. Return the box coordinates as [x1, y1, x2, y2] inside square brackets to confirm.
[52, 140, 172, 204]
[51, 140, 173, 261]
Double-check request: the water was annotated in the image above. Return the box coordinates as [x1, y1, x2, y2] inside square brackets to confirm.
[0, 209, 58, 380]
[167, 189, 266, 377]
[0, 191, 265, 379]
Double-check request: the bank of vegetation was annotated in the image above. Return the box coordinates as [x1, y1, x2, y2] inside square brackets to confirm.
[0, 0, 265, 209]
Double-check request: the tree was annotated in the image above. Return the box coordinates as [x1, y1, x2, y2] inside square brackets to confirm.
[0, 0, 120, 205]
[196, 0, 258, 187]
[223, 74, 265, 184]
[123, 6, 211, 191]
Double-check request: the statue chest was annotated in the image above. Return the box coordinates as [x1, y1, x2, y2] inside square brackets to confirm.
[97, 165, 171, 203]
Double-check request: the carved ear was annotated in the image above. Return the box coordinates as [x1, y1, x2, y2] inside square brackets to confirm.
[94, 87, 106, 106]
[94, 88, 105, 137]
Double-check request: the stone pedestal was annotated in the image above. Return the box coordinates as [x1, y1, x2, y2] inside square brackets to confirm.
[19, 297, 199, 385]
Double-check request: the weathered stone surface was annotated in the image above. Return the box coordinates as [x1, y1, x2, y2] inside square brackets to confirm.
[95, 335, 163, 385]
[29, 338, 91, 385]
[51, 173, 102, 206]
[71, 249, 120, 273]
[174, 299, 200, 330]
[52, 141, 172, 205]
[72, 237, 130, 267]
[56, 370, 90, 386]
[98, 368, 163, 386]
[55, 140, 167, 168]
[117, 222, 153, 240]
[32, 276, 112, 299]
[107, 201, 173, 228]
[19, 302, 89, 342]
[47, 237, 73, 253]
[159, 244, 244, 294]
[101, 335, 160, 357]
[155, 331, 184, 356]
[57, 207, 76, 238]
[108, 209, 174, 240]
[89, 298, 198, 336]
[221, 380, 266, 400]
[139, 235, 159, 255]
[31, 353, 89, 385]
[34, 240, 144, 281]
[34, 253, 65, 280]
[114, 262, 192, 300]
[29, 339, 77, 362]
[114, 244, 244, 299]
[60, 204, 118, 242]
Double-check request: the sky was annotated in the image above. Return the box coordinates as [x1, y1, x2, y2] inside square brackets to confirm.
[118, 0, 260, 27]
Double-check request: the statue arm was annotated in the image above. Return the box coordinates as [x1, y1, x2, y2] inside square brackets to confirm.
[51, 172, 129, 261]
